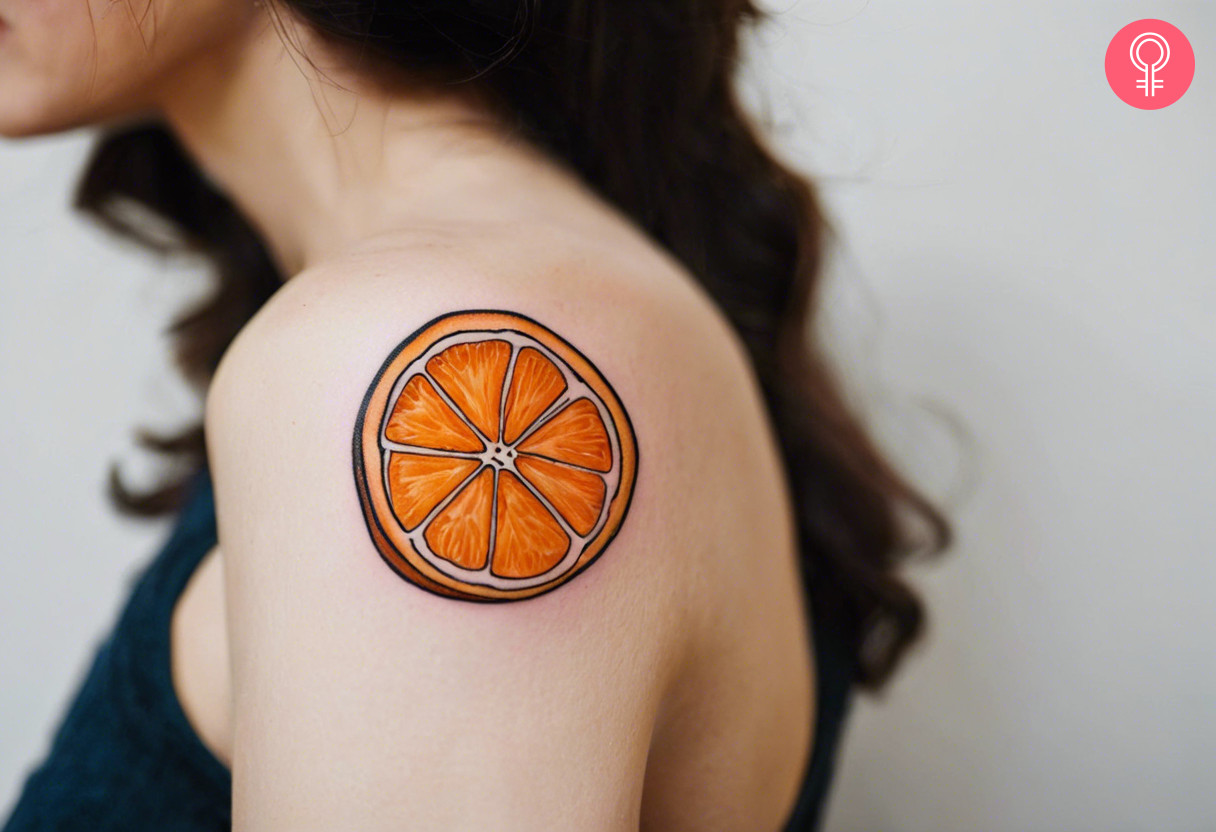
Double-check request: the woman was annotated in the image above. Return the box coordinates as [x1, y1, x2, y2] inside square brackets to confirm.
[1, 1, 947, 829]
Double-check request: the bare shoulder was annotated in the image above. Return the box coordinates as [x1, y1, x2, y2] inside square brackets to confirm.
[208, 222, 776, 585]
[211, 219, 754, 415]
[203, 224, 797, 829]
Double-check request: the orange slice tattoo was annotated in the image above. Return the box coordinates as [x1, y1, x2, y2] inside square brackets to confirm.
[354, 310, 639, 602]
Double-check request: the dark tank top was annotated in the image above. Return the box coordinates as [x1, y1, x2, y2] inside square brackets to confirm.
[3, 466, 853, 831]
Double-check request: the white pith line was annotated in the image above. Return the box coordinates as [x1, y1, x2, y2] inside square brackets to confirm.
[485, 343, 520, 568]
[508, 467, 581, 542]
[510, 392, 575, 448]
[486, 467, 500, 571]
[498, 340, 521, 445]
[381, 437, 612, 476]
[380, 441, 481, 458]
[424, 369, 494, 450]
[515, 453, 609, 476]
[394, 458, 487, 535]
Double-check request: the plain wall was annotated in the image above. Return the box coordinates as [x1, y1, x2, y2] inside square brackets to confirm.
[2, 2, 1213, 829]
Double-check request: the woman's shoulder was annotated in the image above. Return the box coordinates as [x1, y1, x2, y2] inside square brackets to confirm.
[207, 217, 788, 548]
[196, 221, 807, 827]
[208, 217, 788, 584]
[200, 220, 805, 825]
[217, 218, 741, 382]
[208, 218, 766, 484]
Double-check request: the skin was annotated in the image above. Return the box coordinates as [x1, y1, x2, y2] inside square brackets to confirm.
[2, 2, 817, 830]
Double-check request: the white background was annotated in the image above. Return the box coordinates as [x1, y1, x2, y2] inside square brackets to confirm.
[2, 2, 1213, 829]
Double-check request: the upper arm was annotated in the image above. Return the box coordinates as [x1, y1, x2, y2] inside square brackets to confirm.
[204, 259, 756, 830]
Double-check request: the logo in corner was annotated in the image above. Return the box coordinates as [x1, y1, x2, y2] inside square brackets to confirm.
[1105, 19, 1195, 109]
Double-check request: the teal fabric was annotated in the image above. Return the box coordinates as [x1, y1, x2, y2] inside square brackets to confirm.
[4, 468, 230, 831]
[784, 583, 855, 830]
[3, 467, 851, 830]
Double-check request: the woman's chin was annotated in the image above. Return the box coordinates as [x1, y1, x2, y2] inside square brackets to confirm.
[0, 94, 109, 141]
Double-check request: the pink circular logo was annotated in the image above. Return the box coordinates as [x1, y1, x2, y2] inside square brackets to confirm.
[1106, 19, 1195, 109]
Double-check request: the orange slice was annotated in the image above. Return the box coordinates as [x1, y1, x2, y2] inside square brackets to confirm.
[354, 310, 638, 602]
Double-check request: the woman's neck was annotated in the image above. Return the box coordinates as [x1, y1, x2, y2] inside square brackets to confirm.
[155, 10, 551, 277]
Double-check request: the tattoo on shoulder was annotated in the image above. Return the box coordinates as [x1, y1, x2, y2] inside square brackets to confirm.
[353, 310, 638, 602]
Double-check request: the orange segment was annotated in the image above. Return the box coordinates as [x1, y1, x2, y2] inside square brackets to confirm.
[516, 398, 612, 472]
[492, 471, 569, 579]
[385, 375, 484, 452]
[425, 467, 495, 570]
[502, 347, 567, 444]
[515, 456, 606, 537]
[387, 453, 480, 531]
[426, 340, 511, 441]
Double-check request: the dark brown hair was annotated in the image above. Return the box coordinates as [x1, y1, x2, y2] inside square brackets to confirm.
[76, 0, 949, 689]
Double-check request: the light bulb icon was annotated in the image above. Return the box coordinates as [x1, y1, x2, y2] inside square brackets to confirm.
[1130, 32, 1169, 97]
